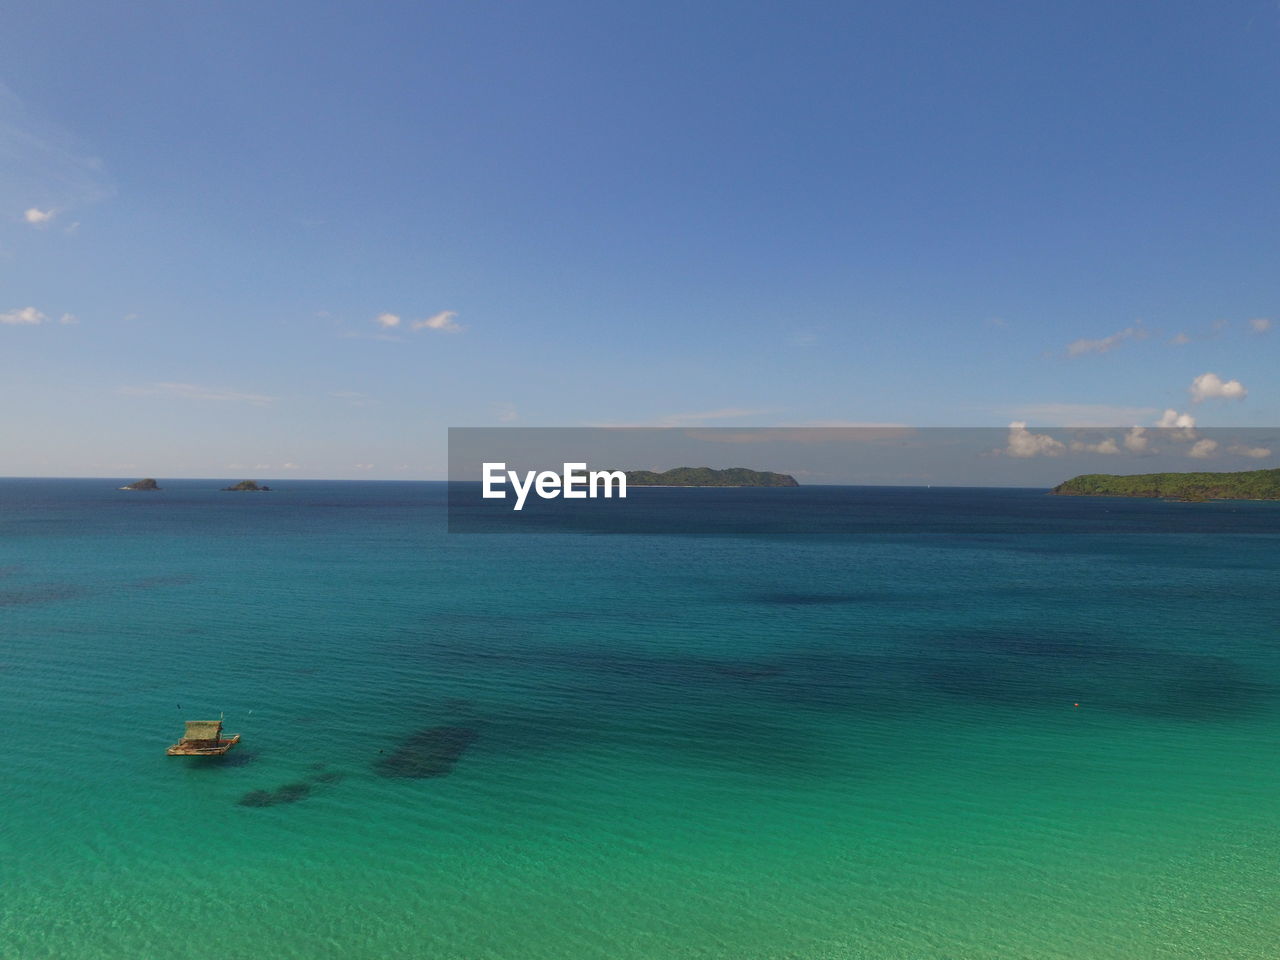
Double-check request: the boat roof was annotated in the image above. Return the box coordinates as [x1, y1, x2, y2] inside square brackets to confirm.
[183, 720, 223, 740]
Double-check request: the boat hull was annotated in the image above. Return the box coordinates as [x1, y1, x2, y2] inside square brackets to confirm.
[166, 733, 241, 756]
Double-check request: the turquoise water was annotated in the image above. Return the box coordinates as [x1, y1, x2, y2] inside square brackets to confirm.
[2, 480, 1278, 959]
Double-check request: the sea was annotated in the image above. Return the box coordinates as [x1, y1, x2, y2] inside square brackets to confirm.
[2, 478, 1278, 959]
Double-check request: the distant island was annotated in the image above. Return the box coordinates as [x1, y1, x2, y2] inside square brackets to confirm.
[222, 480, 271, 491]
[625, 467, 799, 487]
[119, 478, 161, 491]
[1052, 468, 1280, 501]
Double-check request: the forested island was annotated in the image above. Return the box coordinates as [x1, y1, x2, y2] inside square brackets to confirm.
[625, 467, 799, 487]
[222, 480, 271, 491]
[1051, 468, 1280, 501]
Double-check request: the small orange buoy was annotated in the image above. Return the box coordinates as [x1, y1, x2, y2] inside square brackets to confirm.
[1074, 703, 1079, 707]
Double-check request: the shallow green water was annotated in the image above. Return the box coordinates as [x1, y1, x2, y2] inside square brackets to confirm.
[2, 480, 1277, 958]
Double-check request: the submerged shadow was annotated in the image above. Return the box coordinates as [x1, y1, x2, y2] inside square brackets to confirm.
[0, 583, 88, 606]
[373, 725, 479, 778]
[238, 782, 311, 807]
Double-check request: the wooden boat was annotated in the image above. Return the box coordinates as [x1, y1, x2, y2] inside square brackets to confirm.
[167, 718, 241, 756]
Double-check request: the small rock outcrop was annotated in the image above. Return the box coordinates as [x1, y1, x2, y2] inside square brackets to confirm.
[624, 467, 799, 487]
[221, 480, 271, 492]
[120, 478, 161, 491]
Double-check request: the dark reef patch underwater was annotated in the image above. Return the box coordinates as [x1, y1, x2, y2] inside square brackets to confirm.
[374, 725, 479, 778]
[236, 764, 347, 806]
[0, 583, 88, 607]
[238, 782, 312, 807]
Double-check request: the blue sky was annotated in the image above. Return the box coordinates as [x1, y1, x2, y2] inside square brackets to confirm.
[1, 1, 1276, 479]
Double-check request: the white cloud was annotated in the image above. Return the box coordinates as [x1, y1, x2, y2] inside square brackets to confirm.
[1005, 422, 1065, 458]
[1188, 438, 1218, 459]
[281, 461, 301, 470]
[1156, 409, 1196, 429]
[1227, 445, 1271, 459]
[1070, 438, 1120, 454]
[1189, 372, 1246, 403]
[1124, 426, 1151, 452]
[1155, 409, 1198, 442]
[1170, 332, 1191, 345]
[118, 382, 275, 405]
[0, 307, 77, 327]
[1065, 325, 1146, 358]
[1249, 317, 1272, 334]
[495, 402, 518, 423]
[23, 207, 54, 224]
[354, 463, 375, 471]
[411, 310, 461, 333]
[374, 312, 401, 329]
[1, 306, 47, 325]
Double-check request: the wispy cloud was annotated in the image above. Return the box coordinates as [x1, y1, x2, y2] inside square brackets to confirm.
[680, 426, 917, 445]
[1228, 444, 1271, 459]
[411, 310, 461, 333]
[0, 84, 113, 218]
[1189, 372, 1246, 403]
[1, 306, 47, 325]
[1006, 403, 1159, 427]
[1065, 324, 1146, 358]
[658, 407, 773, 426]
[59, 313, 77, 325]
[797, 420, 912, 428]
[1069, 437, 1120, 454]
[587, 407, 775, 428]
[1188, 438, 1218, 459]
[118, 382, 276, 405]
[331, 390, 373, 406]
[1165, 316, 1272, 345]
[363, 310, 461, 336]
